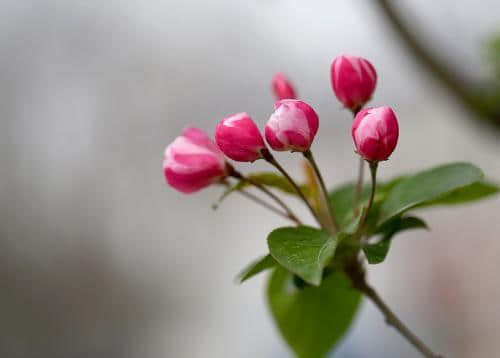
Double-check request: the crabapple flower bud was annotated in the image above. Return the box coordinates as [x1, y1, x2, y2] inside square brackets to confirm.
[163, 127, 227, 194]
[330, 55, 377, 110]
[265, 99, 319, 152]
[214, 112, 266, 162]
[352, 106, 399, 161]
[271, 73, 296, 100]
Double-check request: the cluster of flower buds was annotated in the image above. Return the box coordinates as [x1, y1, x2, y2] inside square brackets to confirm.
[163, 55, 398, 194]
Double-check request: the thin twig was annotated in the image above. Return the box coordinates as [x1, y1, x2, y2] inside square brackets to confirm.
[353, 157, 365, 217]
[303, 150, 338, 233]
[226, 165, 302, 225]
[242, 177, 302, 225]
[237, 190, 289, 218]
[221, 181, 294, 222]
[356, 279, 444, 358]
[356, 161, 378, 236]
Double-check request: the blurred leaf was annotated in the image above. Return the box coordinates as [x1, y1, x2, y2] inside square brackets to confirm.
[363, 237, 391, 265]
[235, 254, 276, 284]
[267, 226, 336, 286]
[487, 34, 500, 79]
[267, 267, 362, 358]
[247, 172, 310, 196]
[379, 162, 484, 225]
[302, 160, 322, 210]
[421, 180, 499, 207]
[363, 216, 428, 264]
[375, 215, 428, 235]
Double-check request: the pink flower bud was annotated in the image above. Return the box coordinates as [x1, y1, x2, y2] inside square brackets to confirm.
[163, 127, 227, 194]
[271, 72, 296, 100]
[352, 106, 399, 161]
[265, 99, 319, 152]
[330, 55, 377, 110]
[214, 112, 266, 162]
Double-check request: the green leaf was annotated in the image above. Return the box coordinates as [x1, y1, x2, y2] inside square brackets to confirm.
[267, 267, 362, 358]
[362, 238, 391, 265]
[247, 172, 310, 196]
[363, 216, 428, 264]
[379, 162, 484, 225]
[267, 226, 337, 286]
[376, 215, 429, 235]
[235, 254, 276, 283]
[421, 180, 499, 207]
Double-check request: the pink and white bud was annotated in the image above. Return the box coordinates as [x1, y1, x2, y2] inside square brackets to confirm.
[271, 73, 296, 100]
[214, 112, 266, 162]
[330, 55, 377, 110]
[352, 106, 399, 161]
[163, 127, 227, 194]
[265, 99, 319, 152]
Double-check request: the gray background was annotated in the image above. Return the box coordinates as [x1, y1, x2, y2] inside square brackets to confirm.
[1, 0, 500, 357]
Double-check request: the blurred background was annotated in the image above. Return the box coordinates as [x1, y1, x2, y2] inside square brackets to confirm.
[1, 0, 500, 357]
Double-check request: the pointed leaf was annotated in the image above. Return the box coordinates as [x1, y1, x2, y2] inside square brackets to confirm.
[267, 226, 336, 286]
[267, 267, 362, 358]
[363, 238, 392, 265]
[421, 180, 499, 207]
[379, 162, 484, 224]
[235, 254, 276, 283]
[363, 216, 428, 264]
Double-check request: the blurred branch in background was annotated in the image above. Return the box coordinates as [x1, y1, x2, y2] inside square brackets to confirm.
[375, 0, 500, 129]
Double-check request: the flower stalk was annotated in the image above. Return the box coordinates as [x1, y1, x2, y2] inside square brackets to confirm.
[351, 105, 364, 216]
[219, 180, 296, 223]
[356, 161, 378, 235]
[303, 149, 338, 233]
[261, 149, 322, 226]
[353, 156, 365, 217]
[227, 164, 302, 225]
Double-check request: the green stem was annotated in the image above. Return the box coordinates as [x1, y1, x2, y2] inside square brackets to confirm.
[353, 157, 365, 217]
[221, 181, 295, 223]
[356, 161, 378, 236]
[351, 106, 364, 217]
[303, 150, 338, 233]
[261, 149, 321, 226]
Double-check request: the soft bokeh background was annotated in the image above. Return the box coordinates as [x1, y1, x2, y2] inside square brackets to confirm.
[2, 0, 500, 357]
